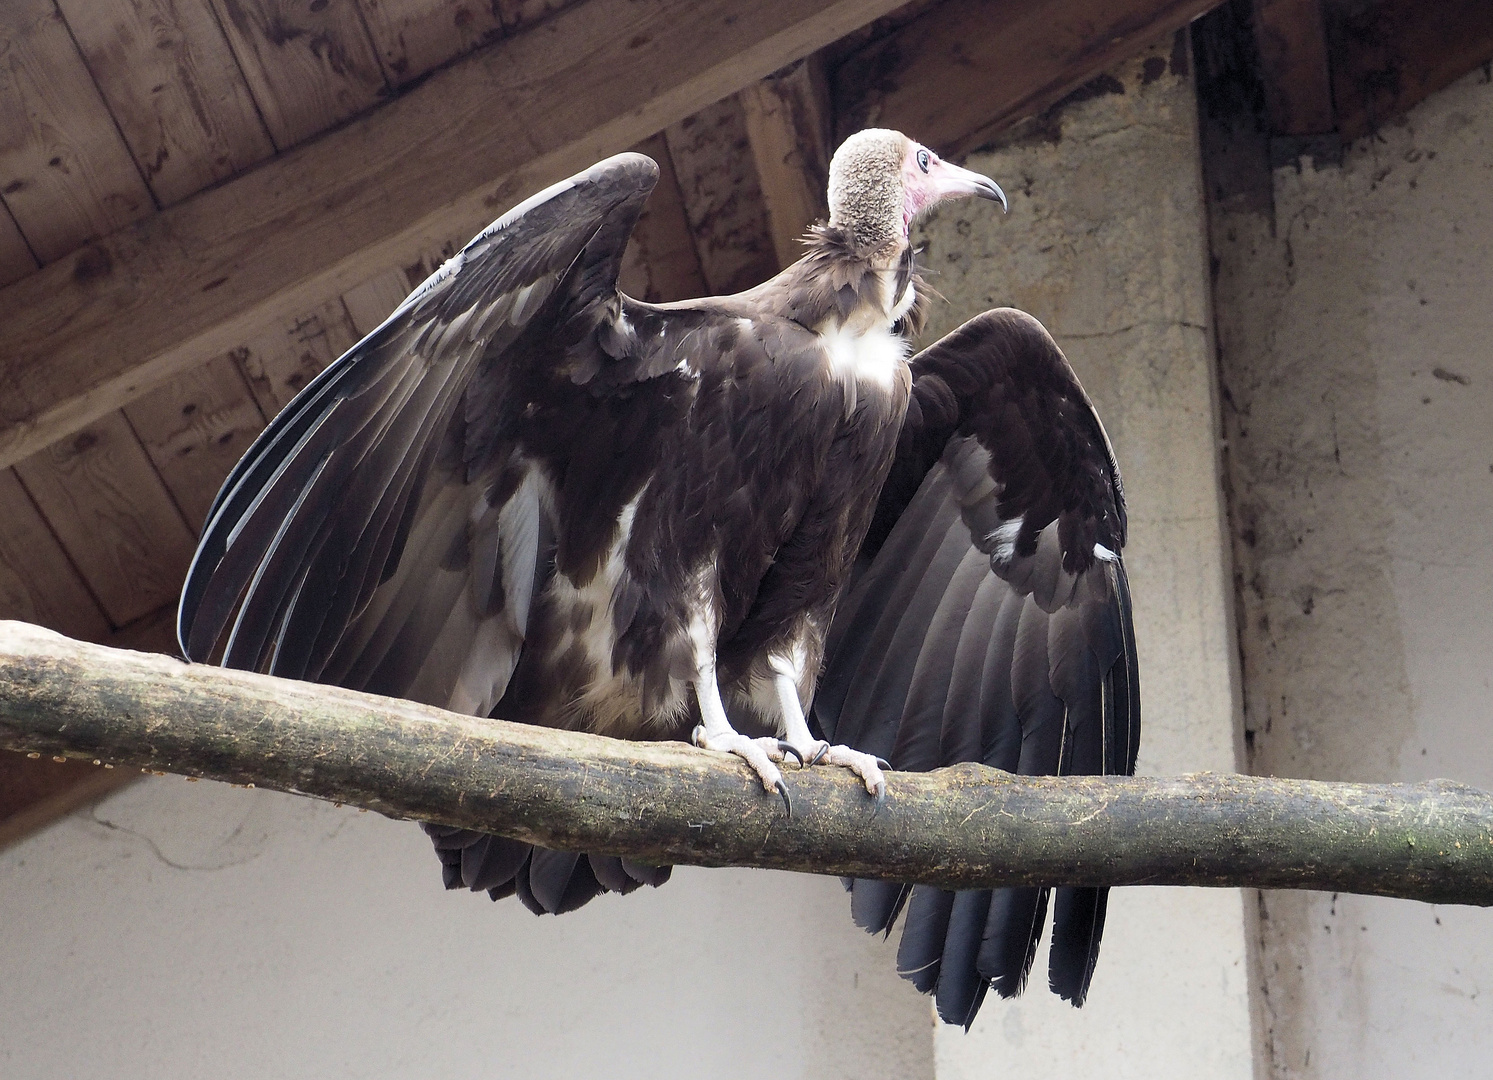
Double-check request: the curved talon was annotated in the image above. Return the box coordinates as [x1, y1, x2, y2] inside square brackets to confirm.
[873, 782, 888, 805]
[808, 743, 830, 767]
[776, 740, 805, 766]
[874, 756, 892, 771]
[774, 779, 792, 817]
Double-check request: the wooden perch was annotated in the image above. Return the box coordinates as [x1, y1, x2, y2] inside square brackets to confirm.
[1, 620, 1491, 905]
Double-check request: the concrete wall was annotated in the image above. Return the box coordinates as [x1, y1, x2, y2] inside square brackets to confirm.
[1208, 63, 1493, 1079]
[1, 776, 933, 1078]
[914, 40, 1256, 1080]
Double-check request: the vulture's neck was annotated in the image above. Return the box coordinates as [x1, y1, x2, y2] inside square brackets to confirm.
[771, 225, 927, 340]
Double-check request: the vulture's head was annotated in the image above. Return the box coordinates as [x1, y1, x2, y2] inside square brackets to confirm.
[827, 129, 1007, 256]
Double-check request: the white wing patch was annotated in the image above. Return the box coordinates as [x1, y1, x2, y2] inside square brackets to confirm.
[988, 516, 1024, 567]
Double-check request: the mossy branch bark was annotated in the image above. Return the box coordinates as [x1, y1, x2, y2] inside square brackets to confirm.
[1, 620, 1491, 904]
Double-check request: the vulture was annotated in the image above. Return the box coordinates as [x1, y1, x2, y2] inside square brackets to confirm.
[178, 128, 1139, 1024]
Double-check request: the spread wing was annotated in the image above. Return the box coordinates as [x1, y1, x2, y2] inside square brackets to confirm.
[814, 308, 1140, 1022]
[177, 152, 670, 911]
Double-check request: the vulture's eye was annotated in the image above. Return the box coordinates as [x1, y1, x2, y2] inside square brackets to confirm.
[916, 148, 930, 173]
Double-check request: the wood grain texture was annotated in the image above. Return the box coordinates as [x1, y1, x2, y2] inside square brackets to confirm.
[340, 268, 413, 335]
[357, 0, 505, 86]
[13, 413, 196, 627]
[121, 355, 268, 532]
[0, 0, 156, 263]
[4, 619, 1493, 905]
[834, 0, 1224, 155]
[209, 0, 388, 149]
[0, 468, 109, 641]
[0, 0, 910, 470]
[1252, 0, 1333, 135]
[1329, 0, 1493, 141]
[231, 298, 363, 416]
[615, 133, 708, 303]
[0, 603, 175, 853]
[665, 96, 777, 294]
[57, 0, 278, 208]
[739, 59, 831, 269]
[0, 206, 38, 288]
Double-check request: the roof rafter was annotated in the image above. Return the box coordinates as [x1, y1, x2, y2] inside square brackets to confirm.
[0, 0, 910, 470]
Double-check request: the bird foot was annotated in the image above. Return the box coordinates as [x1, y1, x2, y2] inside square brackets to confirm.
[782, 739, 889, 800]
[692, 726, 793, 814]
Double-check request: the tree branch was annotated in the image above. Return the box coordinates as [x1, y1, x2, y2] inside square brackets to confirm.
[1, 620, 1490, 905]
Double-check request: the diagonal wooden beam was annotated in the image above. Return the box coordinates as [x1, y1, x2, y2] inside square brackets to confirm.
[834, 0, 1226, 157]
[1252, 0, 1334, 136]
[0, 0, 911, 470]
[1329, 0, 1493, 142]
[740, 59, 833, 269]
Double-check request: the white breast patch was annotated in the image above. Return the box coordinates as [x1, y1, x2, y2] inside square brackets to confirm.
[819, 321, 910, 390]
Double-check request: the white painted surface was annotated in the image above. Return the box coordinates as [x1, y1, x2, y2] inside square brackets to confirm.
[0, 778, 933, 1079]
[915, 42, 1256, 1079]
[1210, 64, 1493, 1079]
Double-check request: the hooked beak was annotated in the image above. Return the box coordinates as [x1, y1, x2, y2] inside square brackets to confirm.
[929, 159, 1008, 212]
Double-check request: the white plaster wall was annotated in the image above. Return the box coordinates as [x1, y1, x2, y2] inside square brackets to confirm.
[1209, 64, 1493, 1080]
[0, 777, 933, 1078]
[914, 42, 1255, 1080]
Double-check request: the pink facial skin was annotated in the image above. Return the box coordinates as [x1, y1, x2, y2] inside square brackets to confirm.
[900, 144, 1008, 235]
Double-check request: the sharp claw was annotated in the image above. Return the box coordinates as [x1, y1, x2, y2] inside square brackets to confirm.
[808, 743, 830, 767]
[874, 783, 887, 805]
[874, 757, 892, 771]
[776, 740, 804, 766]
[774, 779, 792, 817]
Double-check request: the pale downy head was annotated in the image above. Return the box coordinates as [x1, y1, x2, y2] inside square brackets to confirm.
[826, 129, 1007, 256]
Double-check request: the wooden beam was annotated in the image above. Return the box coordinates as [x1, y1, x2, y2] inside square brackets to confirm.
[615, 134, 709, 302]
[1252, 0, 1333, 136]
[665, 96, 778, 294]
[834, 0, 1226, 156]
[1329, 0, 1493, 142]
[0, 0, 911, 471]
[740, 59, 833, 269]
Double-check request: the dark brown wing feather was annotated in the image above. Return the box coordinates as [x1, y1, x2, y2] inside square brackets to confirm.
[815, 309, 1140, 1022]
[177, 152, 668, 912]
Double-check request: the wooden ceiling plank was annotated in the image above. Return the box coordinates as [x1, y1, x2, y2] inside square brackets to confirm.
[835, 0, 1225, 156]
[13, 412, 197, 627]
[0, 0, 911, 471]
[665, 96, 777, 294]
[1330, 0, 1493, 142]
[121, 354, 268, 534]
[342, 268, 415, 335]
[0, 0, 156, 264]
[0, 467, 110, 641]
[1252, 0, 1333, 136]
[233, 298, 363, 417]
[496, 0, 577, 33]
[56, 0, 277, 208]
[616, 133, 709, 303]
[356, 0, 506, 87]
[739, 58, 832, 270]
[207, 0, 388, 150]
[0, 205, 39, 289]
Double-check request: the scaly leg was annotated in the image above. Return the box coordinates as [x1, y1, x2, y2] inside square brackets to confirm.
[690, 643, 796, 814]
[769, 658, 888, 799]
